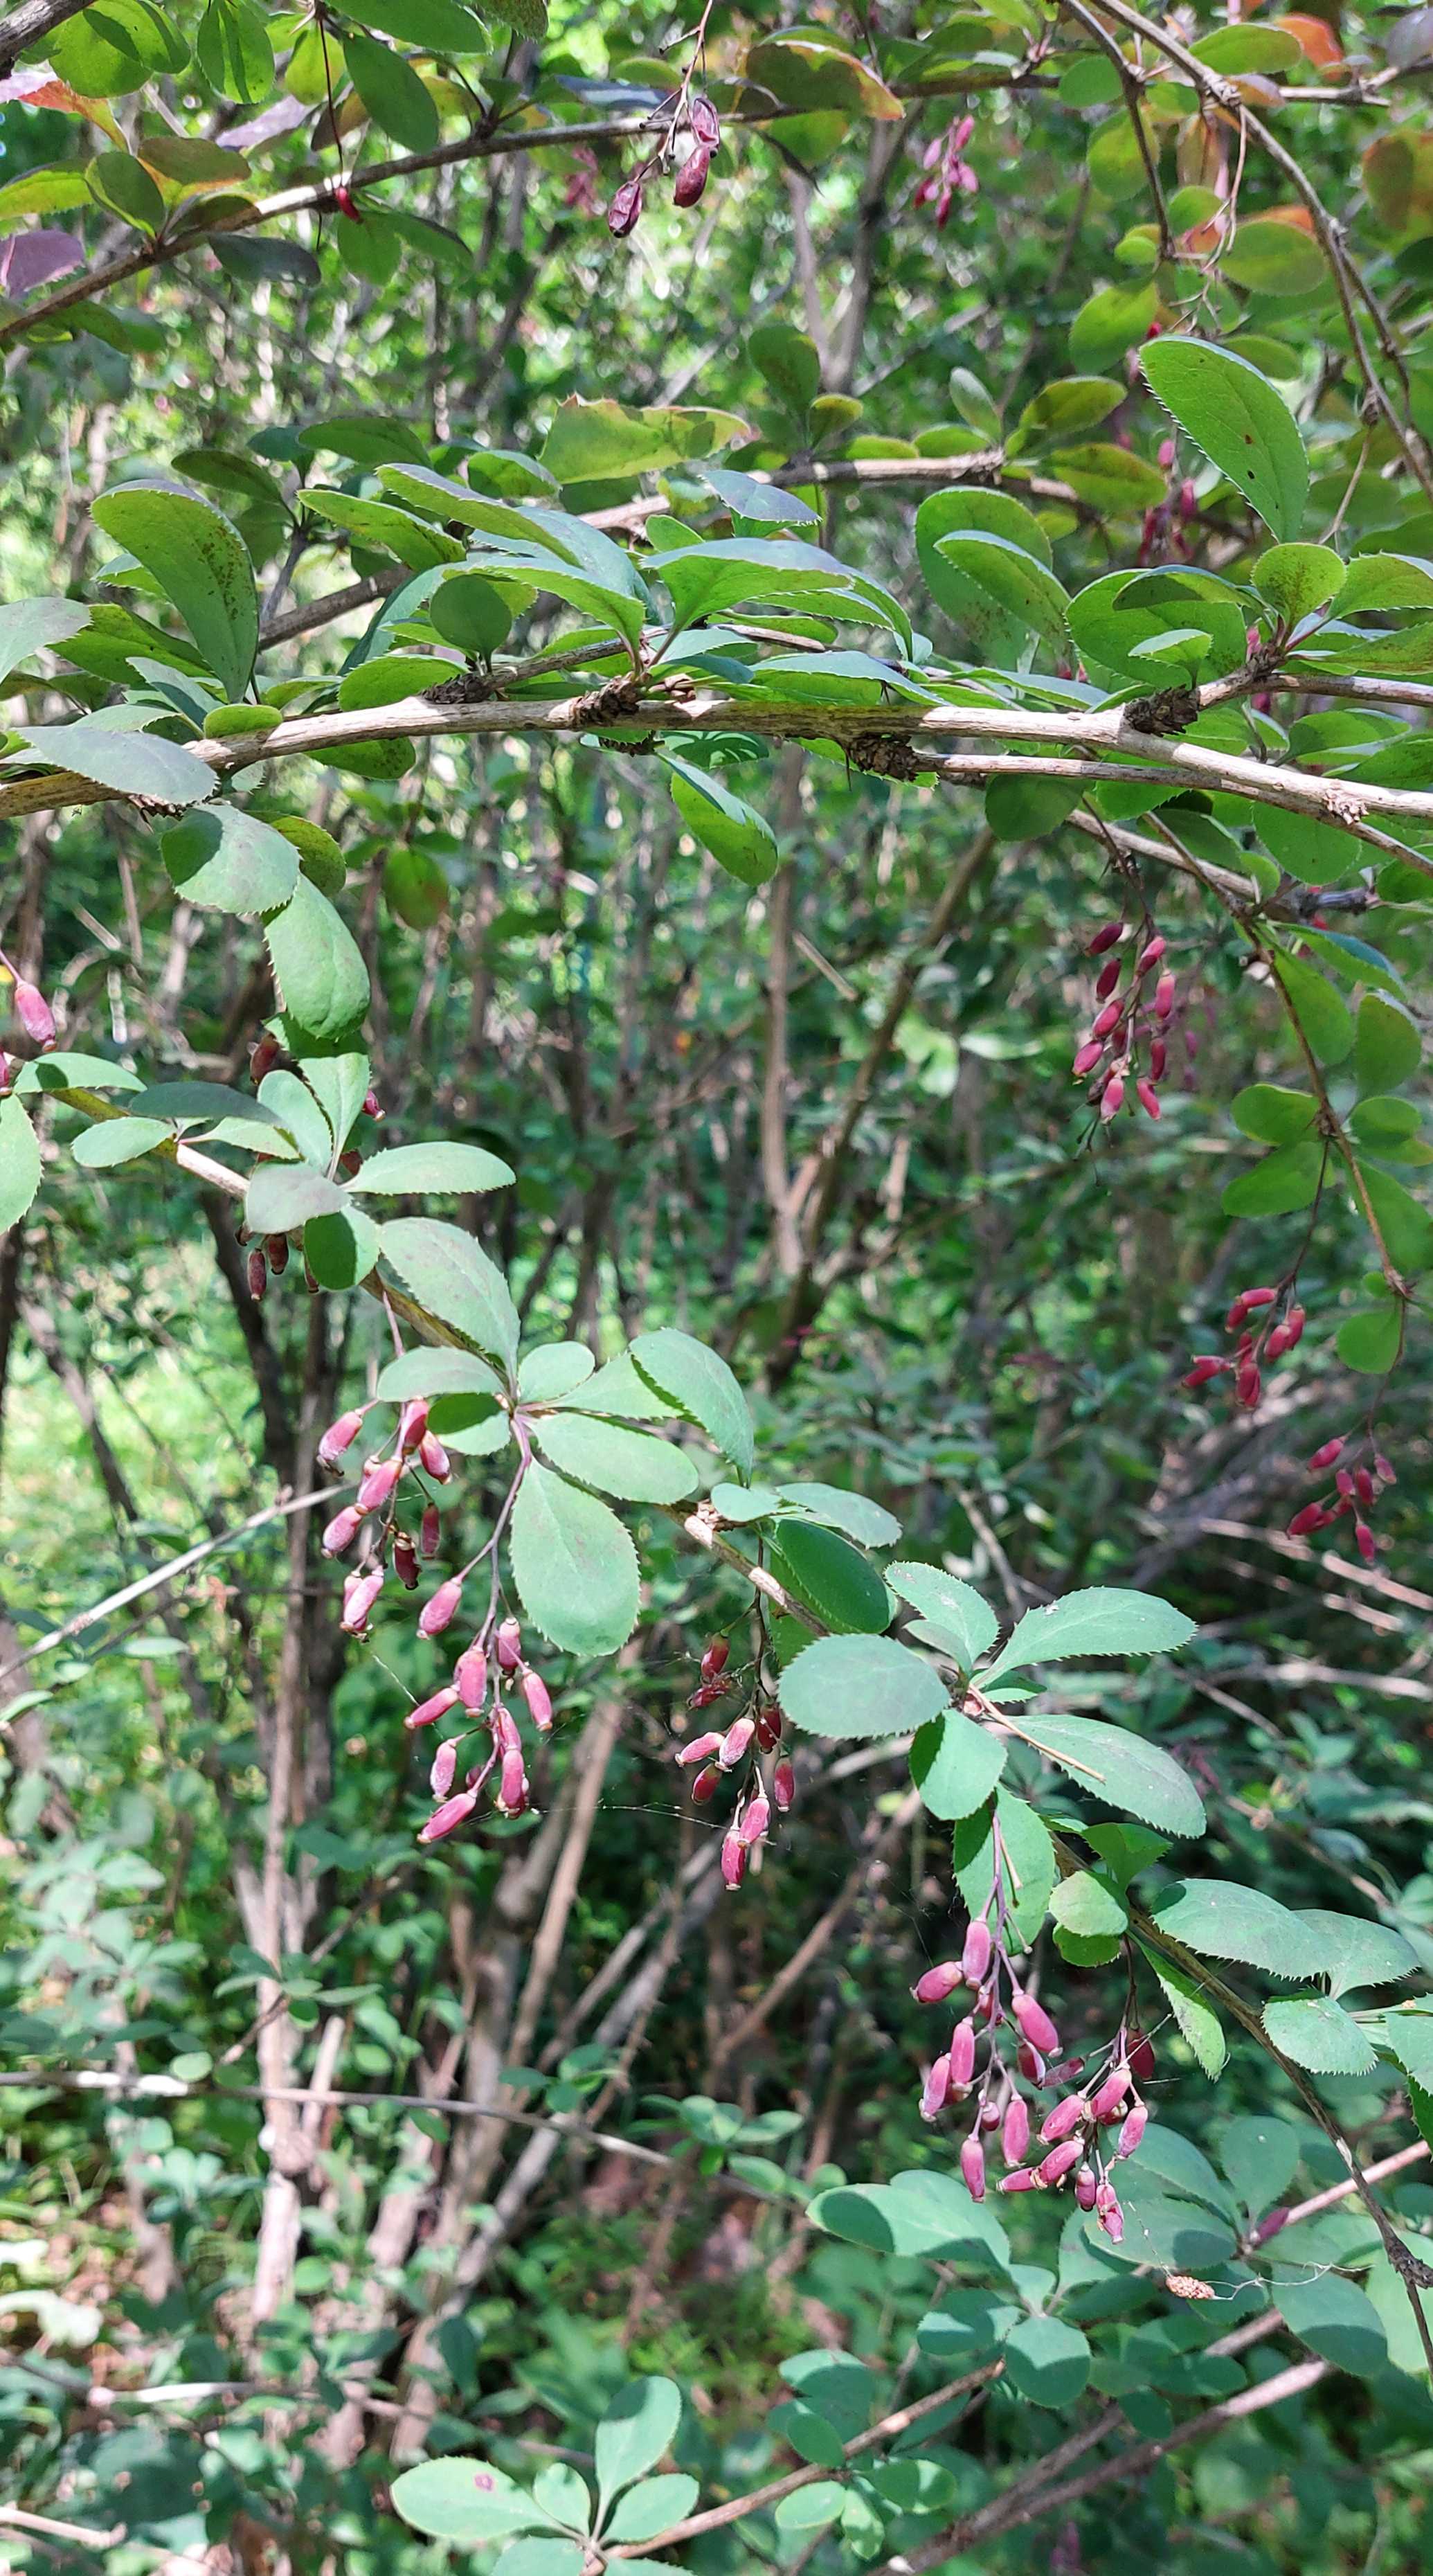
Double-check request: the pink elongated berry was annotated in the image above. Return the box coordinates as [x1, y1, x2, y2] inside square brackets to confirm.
[1038, 2138, 1083, 2188]
[393, 1532, 419, 1589]
[1355, 1518, 1378, 1564]
[420, 1434, 451, 1483]
[1127, 2028, 1155, 2083]
[430, 1737, 460, 1800]
[1375, 1452, 1396, 1485]
[1137, 936, 1166, 973]
[399, 1400, 430, 1452]
[322, 1503, 365, 1559]
[419, 1576, 464, 1638]
[1002, 2094, 1030, 2166]
[247, 1247, 268, 1302]
[1236, 1364, 1261, 1411]
[914, 1960, 964, 2006]
[1073, 1039, 1104, 1079]
[1135, 1078, 1161, 1120]
[357, 1454, 403, 1514]
[1182, 1357, 1225, 1390]
[960, 2134, 986, 2201]
[1095, 2179, 1124, 2243]
[677, 1731, 724, 1768]
[495, 1617, 523, 1672]
[1308, 1435, 1345, 1473]
[690, 92, 720, 147]
[1016, 2041, 1047, 2086]
[1088, 922, 1125, 956]
[1335, 1467, 1355, 1499]
[1099, 1072, 1124, 1122]
[1286, 1502, 1329, 1539]
[420, 1503, 441, 1557]
[341, 1568, 384, 1636]
[406, 1683, 460, 1733]
[773, 1757, 795, 1812]
[1074, 2163, 1098, 2212]
[920, 2055, 952, 2122]
[0, 1051, 10, 1093]
[608, 175, 644, 237]
[755, 1702, 782, 1751]
[496, 1748, 529, 1816]
[1117, 2102, 1148, 2159]
[1285, 1305, 1306, 1348]
[701, 1636, 730, 1681]
[362, 1088, 383, 1118]
[1039, 2093, 1085, 2145]
[741, 1794, 771, 1848]
[689, 1680, 729, 1710]
[1096, 956, 1122, 1003]
[1229, 1287, 1277, 1325]
[690, 1760, 721, 1804]
[673, 143, 710, 206]
[1157, 436, 1177, 471]
[455, 1645, 488, 1713]
[1154, 972, 1176, 1021]
[962, 1917, 993, 1985]
[1250, 2204, 1289, 2246]
[250, 1031, 280, 1082]
[1013, 1992, 1060, 2057]
[1092, 999, 1122, 1041]
[998, 2167, 1042, 2194]
[1149, 1036, 1167, 1081]
[1051, 2057, 1085, 2084]
[1264, 1323, 1291, 1359]
[12, 980, 55, 1048]
[949, 2017, 977, 2088]
[319, 1408, 368, 1470]
[719, 1715, 755, 1769]
[1090, 2066, 1130, 2122]
[1355, 1466, 1376, 1508]
[721, 1829, 746, 1890]
[420, 1786, 480, 1844]
[266, 1235, 289, 1277]
[522, 1668, 553, 1732]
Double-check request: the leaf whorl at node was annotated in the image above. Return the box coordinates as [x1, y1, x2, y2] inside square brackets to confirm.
[421, 670, 501, 706]
[1124, 682, 1202, 739]
[572, 674, 646, 726]
[847, 731, 927, 780]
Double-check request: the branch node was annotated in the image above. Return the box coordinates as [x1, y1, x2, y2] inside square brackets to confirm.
[847, 730, 926, 780]
[1123, 682, 1201, 738]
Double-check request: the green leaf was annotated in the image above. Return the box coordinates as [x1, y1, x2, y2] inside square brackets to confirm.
[629, 1328, 753, 1478]
[985, 1586, 1193, 1679]
[1276, 2276, 1388, 2377]
[1068, 280, 1158, 374]
[1009, 1712, 1205, 1836]
[768, 1523, 889, 1635]
[1299, 1911, 1416, 1998]
[779, 1634, 947, 1739]
[1143, 1948, 1226, 2077]
[1336, 1306, 1401, 1373]
[766, 2403, 846, 2468]
[196, 0, 275, 104]
[1355, 1163, 1433, 1271]
[749, 323, 822, 415]
[1222, 1141, 1324, 1217]
[305, 1206, 381, 1289]
[509, 1463, 640, 1655]
[375, 1348, 505, 1403]
[603, 2476, 700, 2544]
[246, 1165, 348, 1233]
[162, 806, 299, 914]
[535, 1413, 697, 1504]
[10, 722, 213, 806]
[92, 483, 258, 700]
[1002, 2316, 1090, 2410]
[1231, 1083, 1315, 1145]
[1254, 544, 1345, 623]
[910, 1710, 1007, 1820]
[1274, 953, 1354, 1064]
[811, 2170, 1012, 2266]
[561, 1354, 672, 1422]
[1222, 218, 1326, 300]
[773, 2484, 845, 2534]
[0, 597, 90, 687]
[262, 879, 368, 1047]
[953, 1792, 1056, 1952]
[777, 1484, 900, 1548]
[345, 28, 439, 147]
[542, 399, 748, 487]
[658, 538, 910, 654]
[889, 1564, 999, 1670]
[87, 148, 165, 233]
[72, 1116, 172, 1169]
[1218, 2113, 1301, 2215]
[389, 2459, 553, 2543]
[379, 1218, 519, 1370]
[1256, 806, 1364, 886]
[594, 2379, 683, 2508]
[1051, 1869, 1129, 1940]
[932, 530, 1070, 645]
[351, 1142, 514, 1196]
[1141, 341, 1308, 542]
[1047, 444, 1166, 516]
[1263, 1994, 1378, 2076]
[49, 0, 187, 91]
[492, 2547, 584, 2576]
[1148, 1881, 1335, 1982]
[346, 0, 487, 45]
[0, 1095, 42, 1233]
[1085, 2173, 1236, 2273]
[518, 1343, 594, 1403]
[662, 753, 777, 887]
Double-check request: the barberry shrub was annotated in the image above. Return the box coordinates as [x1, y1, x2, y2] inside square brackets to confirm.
[2, 0, 1433, 2565]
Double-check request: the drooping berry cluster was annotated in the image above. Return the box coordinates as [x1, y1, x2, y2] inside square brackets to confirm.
[913, 1857, 1150, 2243]
[913, 115, 979, 227]
[672, 1636, 794, 1888]
[1286, 1431, 1396, 1564]
[407, 1612, 553, 1841]
[1182, 1278, 1307, 1416]
[0, 951, 57, 1086]
[1074, 915, 1179, 1125]
[608, 92, 720, 235]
